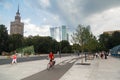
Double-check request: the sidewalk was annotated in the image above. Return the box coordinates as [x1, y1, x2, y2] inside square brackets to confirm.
[59, 56, 120, 80]
[0, 56, 120, 80]
[0, 56, 76, 80]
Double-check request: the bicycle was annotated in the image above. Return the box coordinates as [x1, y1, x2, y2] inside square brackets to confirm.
[47, 60, 55, 70]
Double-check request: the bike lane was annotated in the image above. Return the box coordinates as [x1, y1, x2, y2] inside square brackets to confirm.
[21, 58, 80, 80]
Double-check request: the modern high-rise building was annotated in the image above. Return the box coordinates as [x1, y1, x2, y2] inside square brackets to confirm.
[55, 27, 61, 41]
[10, 5, 24, 35]
[50, 25, 69, 41]
[50, 27, 61, 41]
[61, 25, 67, 40]
[50, 27, 55, 39]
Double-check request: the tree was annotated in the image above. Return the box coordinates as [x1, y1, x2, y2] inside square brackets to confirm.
[71, 32, 80, 52]
[71, 24, 91, 53]
[84, 36, 98, 52]
[33, 36, 58, 54]
[0, 24, 9, 54]
[60, 40, 72, 53]
[72, 44, 81, 53]
[72, 24, 100, 62]
[16, 46, 35, 55]
[23, 36, 34, 47]
[112, 31, 120, 46]
[99, 31, 120, 51]
[99, 33, 109, 51]
[8, 34, 23, 52]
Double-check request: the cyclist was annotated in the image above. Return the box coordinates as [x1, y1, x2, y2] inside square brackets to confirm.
[48, 52, 54, 65]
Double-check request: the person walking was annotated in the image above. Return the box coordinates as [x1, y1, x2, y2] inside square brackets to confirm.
[100, 52, 104, 59]
[95, 52, 98, 58]
[104, 52, 108, 59]
[11, 51, 17, 64]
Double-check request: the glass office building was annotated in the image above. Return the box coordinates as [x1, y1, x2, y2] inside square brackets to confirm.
[50, 25, 68, 41]
[61, 25, 67, 40]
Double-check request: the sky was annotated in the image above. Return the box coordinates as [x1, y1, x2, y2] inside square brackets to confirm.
[1, 0, 120, 39]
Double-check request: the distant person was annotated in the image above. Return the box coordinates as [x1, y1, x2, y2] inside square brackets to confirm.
[100, 52, 104, 59]
[95, 52, 98, 58]
[11, 51, 17, 64]
[104, 52, 108, 59]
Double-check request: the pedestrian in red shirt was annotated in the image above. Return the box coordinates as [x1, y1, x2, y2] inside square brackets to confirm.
[11, 51, 17, 64]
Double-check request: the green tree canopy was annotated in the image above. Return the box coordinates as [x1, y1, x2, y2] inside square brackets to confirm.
[0, 24, 9, 54]
[71, 24, 98, 53]
[60, 40, 72, 53]
[99, 31, 120, 51]
[8, 34, 23, 51]
[32, 36, 58, 54]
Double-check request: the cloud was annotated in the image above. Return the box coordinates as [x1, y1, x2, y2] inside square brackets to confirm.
[0, 0, 4, 4]
[23, 0, 50, 10]
[4, 2, 12, 9]
[17, 0, 120, 37]
[0, 0, 12, 9]
[0, 15, 1, 21]
[48, 0, 120, 37]
[82, 0, 120, 16]
[22, 18, 50, 37]
[53, 0, 120, 26]
[38, 0, 50, 8]
[85, 7, 120, 37]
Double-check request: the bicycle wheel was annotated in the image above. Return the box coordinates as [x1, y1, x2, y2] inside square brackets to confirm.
[47, 63, 51, 70]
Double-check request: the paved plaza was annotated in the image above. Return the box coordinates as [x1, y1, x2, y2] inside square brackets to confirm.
[60, 56, 120, 80]
[0, 55, 120, 80]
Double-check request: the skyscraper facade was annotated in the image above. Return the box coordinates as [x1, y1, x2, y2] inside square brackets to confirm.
[61, 25, 67, 40]
[50, 27, 55, 39]
[10, 5, 24, 35]
[50, 25, 68, 41]
[50, 27, 61, 41]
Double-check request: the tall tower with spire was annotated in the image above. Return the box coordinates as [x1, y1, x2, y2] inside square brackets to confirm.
[10, 5, 24, 35]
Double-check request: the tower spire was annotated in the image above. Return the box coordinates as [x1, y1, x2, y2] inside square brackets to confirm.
[16, 4, 20, 15]
[15, 4, 21, 22]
